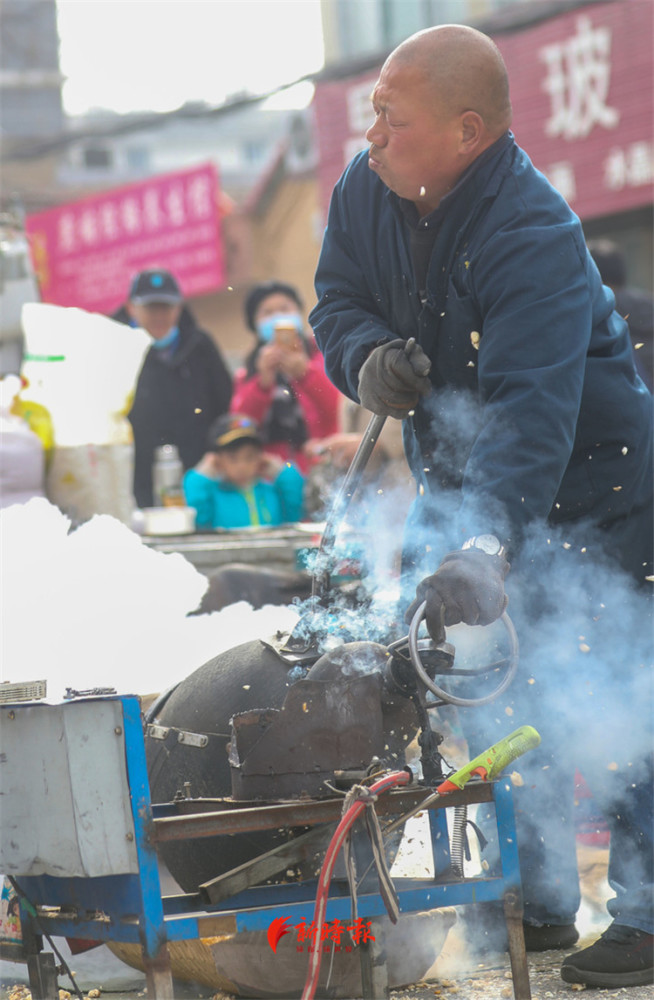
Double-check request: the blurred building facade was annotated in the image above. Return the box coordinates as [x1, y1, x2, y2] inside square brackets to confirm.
[1, 0, 651, 371]
[0, 0, 64, 137]
[49, 101, 322, 365]
[320, 0, 562, 64]
[0, 0, 322, 367]
[55, 101, 316, 206]
[0, 0, 66, 213]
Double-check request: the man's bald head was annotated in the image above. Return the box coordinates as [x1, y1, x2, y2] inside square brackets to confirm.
[387, 24, 512, 138]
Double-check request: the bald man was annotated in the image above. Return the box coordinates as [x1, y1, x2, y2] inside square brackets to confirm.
[310, 25, 653, 990]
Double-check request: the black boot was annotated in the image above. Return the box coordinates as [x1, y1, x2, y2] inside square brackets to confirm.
[561, 922, 654, 987]
[522, 922, 579, 951]
[462, 904, 578, 954]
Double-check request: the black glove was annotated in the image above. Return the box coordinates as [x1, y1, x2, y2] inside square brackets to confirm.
[358, 338, 431, 418]
[405, 549, 510, 643]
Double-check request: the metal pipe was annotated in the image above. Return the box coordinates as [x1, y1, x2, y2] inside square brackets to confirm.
[312, 411, 387, 601]
[151, 784, 494, 843]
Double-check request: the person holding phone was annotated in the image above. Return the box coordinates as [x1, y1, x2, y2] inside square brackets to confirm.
[231, 280, 342, 473]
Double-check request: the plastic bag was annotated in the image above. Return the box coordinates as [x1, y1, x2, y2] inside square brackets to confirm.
[0, 374, 45, 508]
[20, 304, 151, 523]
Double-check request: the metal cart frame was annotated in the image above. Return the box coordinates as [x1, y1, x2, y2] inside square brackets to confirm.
[1, 694, 531, 999]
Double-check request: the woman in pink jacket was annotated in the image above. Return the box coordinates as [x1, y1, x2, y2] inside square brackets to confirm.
[231, 281, 342, 474]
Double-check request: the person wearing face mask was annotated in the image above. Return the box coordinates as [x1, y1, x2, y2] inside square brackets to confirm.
[112, 268, 233, 508]
[231, 280, 342, 474]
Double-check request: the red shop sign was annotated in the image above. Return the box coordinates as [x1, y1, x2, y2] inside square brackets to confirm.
[26, 162, 226, 315]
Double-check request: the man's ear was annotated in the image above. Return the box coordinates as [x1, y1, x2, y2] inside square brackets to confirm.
[460, 111, 485, 153]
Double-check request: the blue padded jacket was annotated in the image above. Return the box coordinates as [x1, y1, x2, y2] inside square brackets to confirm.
[183, 464, 304, 531]
[310, 135, 652, 549]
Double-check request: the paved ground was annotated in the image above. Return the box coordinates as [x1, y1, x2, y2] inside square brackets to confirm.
[390, 927, 654, 1000]
[2, 830, 651, 999]
[3, 920, 653, 1000]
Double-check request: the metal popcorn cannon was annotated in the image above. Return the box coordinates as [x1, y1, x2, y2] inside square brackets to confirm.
[144, 407, 522, 893]
[137, 410, 539, 998]
[3, 409, 540, 1000]
[139, 606, 536, 997]
[144, 614, 521, 889]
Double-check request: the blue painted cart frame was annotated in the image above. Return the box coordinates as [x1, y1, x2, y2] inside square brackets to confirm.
[4, 695, 531, 999]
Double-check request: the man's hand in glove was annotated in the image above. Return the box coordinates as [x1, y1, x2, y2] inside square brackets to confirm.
[358, 338, 432, 418]
[405, 549, 510, 643]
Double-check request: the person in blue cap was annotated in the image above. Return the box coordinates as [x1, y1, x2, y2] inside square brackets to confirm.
[113, 268, 233, 507]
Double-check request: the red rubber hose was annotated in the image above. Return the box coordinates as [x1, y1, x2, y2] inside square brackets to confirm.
[301, 770, 410, 1000]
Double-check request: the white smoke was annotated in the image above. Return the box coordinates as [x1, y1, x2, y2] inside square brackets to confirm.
[294, 395, 653, 955]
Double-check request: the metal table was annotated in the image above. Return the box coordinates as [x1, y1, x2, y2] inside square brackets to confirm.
[139, 524, 323, 576]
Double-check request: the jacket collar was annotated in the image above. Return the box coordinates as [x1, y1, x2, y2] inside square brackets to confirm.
[150, 320, 204, 367]
[391, 131, 514, 229]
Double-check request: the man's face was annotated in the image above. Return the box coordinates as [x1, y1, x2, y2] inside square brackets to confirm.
[128, 301, 182, 340]
[366, 59, 465, 214]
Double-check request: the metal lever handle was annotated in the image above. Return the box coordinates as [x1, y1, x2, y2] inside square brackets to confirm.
[311, 410, 386, 602]
[312, 337, 422, 602]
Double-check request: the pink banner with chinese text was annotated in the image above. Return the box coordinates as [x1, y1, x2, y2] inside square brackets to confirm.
[26, 162, 226, 315]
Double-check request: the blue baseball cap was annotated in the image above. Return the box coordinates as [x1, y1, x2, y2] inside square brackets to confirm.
[209, 414, 262, 451]
[129, 268, 182, 305]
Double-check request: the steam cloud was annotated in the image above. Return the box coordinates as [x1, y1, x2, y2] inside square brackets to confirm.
[294, 386, 652, 935]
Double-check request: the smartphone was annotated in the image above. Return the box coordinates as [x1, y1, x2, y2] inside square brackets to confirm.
[274, 321, 301, 350]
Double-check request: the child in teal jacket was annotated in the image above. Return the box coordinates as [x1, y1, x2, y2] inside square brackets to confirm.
[183, 413, 304, 530]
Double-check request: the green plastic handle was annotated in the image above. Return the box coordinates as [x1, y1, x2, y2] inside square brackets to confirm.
[437, 725, 541, 793]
